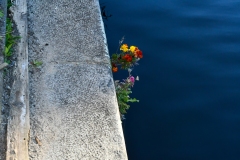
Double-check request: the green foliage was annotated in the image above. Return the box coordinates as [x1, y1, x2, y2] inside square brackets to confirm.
[4, 18, 21, 63]
[0, 10, 3, 18]
[115, 77, 139, 114]
[7, 0, 12, 10]
[0, 10, 4, 40]
[31, 60, 43, 67]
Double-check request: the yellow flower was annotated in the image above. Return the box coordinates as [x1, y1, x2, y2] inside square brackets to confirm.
[130, 46, 137, 53]
[120, 44, 128, 52]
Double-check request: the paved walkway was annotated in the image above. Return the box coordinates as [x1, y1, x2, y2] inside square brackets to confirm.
[6, 0, 127, 159]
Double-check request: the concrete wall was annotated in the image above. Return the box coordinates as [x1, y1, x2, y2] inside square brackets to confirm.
[5, 0, 128, 159]
[0, 0, 7, 159]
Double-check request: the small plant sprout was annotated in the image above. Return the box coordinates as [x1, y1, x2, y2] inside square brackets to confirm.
[31, 60, 43, 67]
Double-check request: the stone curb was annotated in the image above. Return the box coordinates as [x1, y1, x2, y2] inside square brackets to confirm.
[6, 0, 30, 159]
[0, 0, 7, 159]
[4, 0, 128, 159]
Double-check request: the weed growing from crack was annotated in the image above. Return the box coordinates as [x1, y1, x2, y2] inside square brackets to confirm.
[7, 0, 12, 10]
[31, 60, 43, 67]
[4, 18, 20, 63]
[4, 0, 21, 64]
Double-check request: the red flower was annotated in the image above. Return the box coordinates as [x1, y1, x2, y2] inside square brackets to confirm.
[122, 54, 132, 62]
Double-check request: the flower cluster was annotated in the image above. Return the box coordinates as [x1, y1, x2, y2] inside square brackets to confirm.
[111, 44, 143, 72]
[110, 40, 143, 117]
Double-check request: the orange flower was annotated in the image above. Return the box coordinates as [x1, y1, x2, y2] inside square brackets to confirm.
[136, 49, 143, 58]
[133, 51, 138, 58]
[112, 67, 118, 72]
[123, 54, 132, 62]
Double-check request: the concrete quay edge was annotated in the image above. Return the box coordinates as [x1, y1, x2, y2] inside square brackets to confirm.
[5, 0, 128, 159]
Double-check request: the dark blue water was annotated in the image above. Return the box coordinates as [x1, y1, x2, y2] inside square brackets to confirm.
[100, 1, 240, 159]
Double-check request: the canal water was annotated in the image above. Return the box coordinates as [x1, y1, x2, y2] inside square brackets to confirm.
[100, 1, 240, 159]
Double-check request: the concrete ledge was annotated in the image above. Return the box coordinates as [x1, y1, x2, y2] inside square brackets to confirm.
[0, 0, 7, 159]
[4, 0, 127, 159]
[6, 0, 30, 159]
[27, 0, 126, 159]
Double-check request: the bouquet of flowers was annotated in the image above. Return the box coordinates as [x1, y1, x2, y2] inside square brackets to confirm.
[111, 38, 143, 117]
[111, 44, 143, 72]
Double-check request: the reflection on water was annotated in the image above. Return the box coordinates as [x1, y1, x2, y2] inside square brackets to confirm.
[101, 0, 240, 159]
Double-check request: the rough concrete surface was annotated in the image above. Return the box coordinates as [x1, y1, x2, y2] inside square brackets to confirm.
[27, 0, 128, 159]
[6, 0, 30, 159]
[0, 0, 7, 159]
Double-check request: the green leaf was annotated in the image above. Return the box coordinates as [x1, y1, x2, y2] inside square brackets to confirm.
[32, 60, 43, 67]
[111, 53, 118, 59]
[12, 36, 21, 40]
[0, 11, 3, 18]
[4, 59, 10, 64]
[4, 44, 13, 56]
[127, 98, 139, 103]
